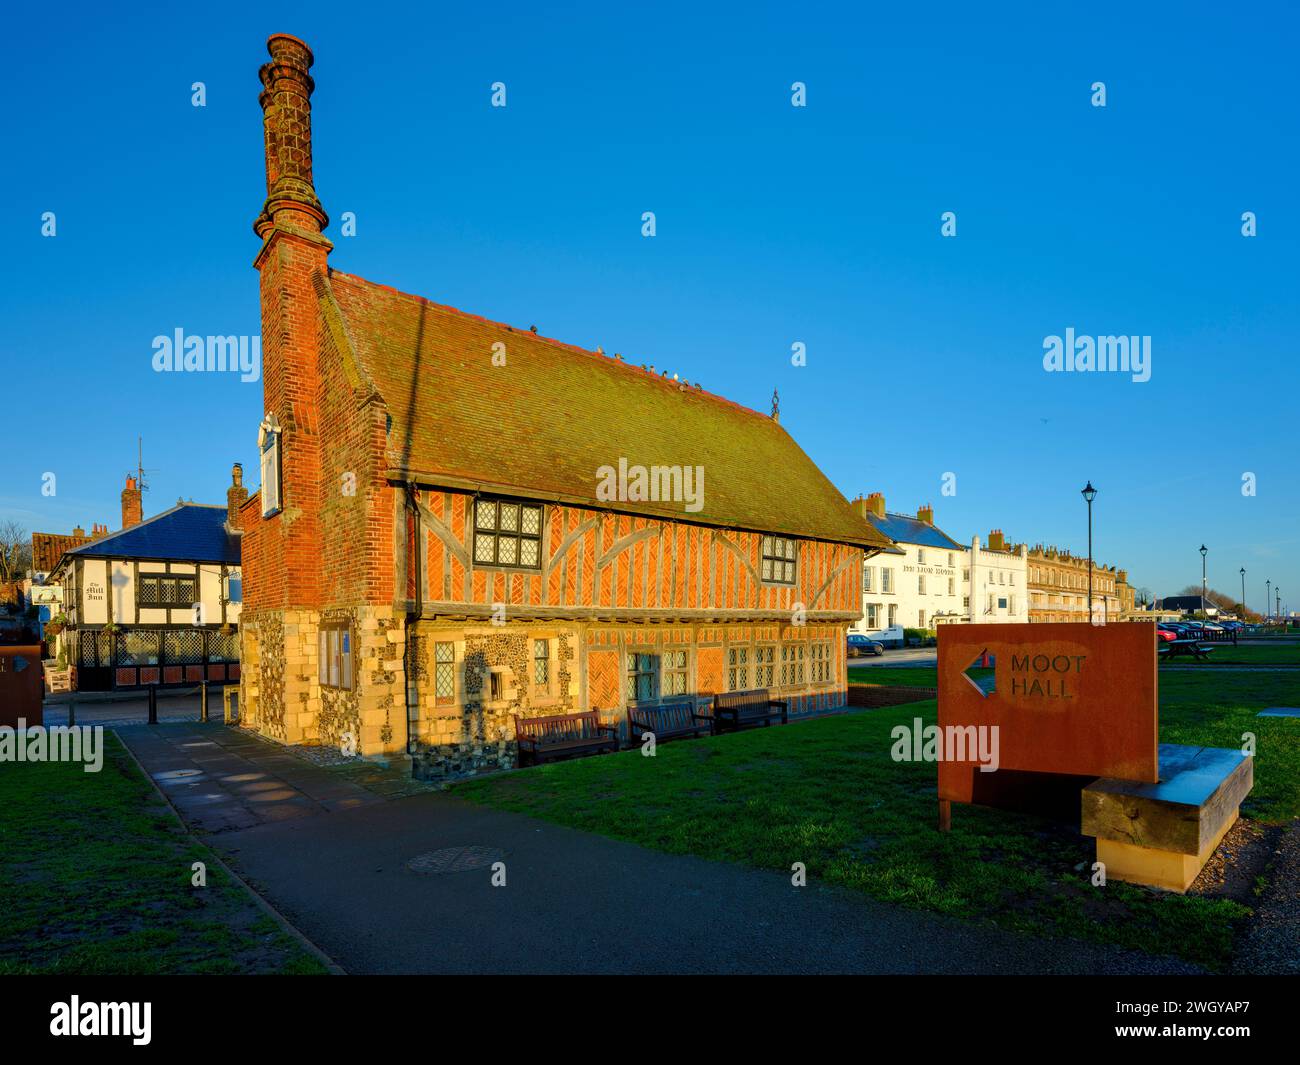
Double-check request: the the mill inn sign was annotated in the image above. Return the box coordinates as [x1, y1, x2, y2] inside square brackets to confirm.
[936, 623, 1251, 893]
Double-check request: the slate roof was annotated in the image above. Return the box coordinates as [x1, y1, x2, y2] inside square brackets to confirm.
[328, 269, 893, 550]
[864, 511, 965, 551]
[55, 505, 240, 570]
[1159, 595, 1215, 612]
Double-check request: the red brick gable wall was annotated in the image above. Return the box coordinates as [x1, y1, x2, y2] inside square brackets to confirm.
[410, 488, 862, 619]
[316, 283, 396, 607]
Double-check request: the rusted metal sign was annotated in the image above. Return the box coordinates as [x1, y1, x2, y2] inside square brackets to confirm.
[936, 623, 1158, 815]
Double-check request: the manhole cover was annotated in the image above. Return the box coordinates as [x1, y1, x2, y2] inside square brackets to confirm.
[406, 846, 505, 874]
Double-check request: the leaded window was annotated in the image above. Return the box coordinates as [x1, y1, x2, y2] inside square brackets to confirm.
[663, 649, 688, 696]
[533, 639, 550, 688]
[118, 630, 161, 666]
[780, 643, 806, 687]
[727, 646, 749, 691]
[208, 630, 240, 663]
[473, 498, 543, 569]
[435, 641, 455, 704]
[627, 651, 657, 702]
[164, 629, 204, 665]
[810, 642, 831, 684]
[761, 536, 797, 585]
[138, 574, 197, 608]
[755, 645, 775, 688]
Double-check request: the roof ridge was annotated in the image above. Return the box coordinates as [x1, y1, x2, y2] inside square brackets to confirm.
[327, 267, 777, 424]
[66, 501, 225, 554]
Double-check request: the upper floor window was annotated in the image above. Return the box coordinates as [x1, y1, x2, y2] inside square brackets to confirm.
[918, 548, 926, 565]
[139, 574, 196, 608]
[863, 566, 875, 592]
[473, 498, 543, 569]
[761, 536, 797, 585]
[881, 568, 893, 593]
[948, 552, 955, 567]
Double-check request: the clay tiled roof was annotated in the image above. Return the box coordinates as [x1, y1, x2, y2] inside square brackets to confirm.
[328, 270, 892, 550]
[32, 532, 92, 574]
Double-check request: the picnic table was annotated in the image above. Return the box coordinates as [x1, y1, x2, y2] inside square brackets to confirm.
[1159, 639, 1215, 662]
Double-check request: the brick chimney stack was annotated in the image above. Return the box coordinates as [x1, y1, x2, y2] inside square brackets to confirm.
[121, 475, 143, 528]
[252, 33, 330, 608]
[227, 463, 249, 529]
[862, 492, 886, 519]
[917, 503, 934, 525]
[988, 529, 1006, 552]
[254, 34, 328, 239]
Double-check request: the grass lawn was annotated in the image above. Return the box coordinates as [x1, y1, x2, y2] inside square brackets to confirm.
[457, 668, 1300, 970]
[0, 732, 327, 975]
[1197, 644, 1300, 666]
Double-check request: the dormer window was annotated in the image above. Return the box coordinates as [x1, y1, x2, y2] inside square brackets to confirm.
[258, 413, 282, 518]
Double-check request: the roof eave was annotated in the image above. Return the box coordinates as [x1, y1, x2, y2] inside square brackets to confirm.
[387, 466, 890, 550]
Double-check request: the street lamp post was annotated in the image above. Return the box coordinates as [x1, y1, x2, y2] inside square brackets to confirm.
[1081, 482, 1097, 621]
[1240, 567, 1246, 619]
[1199, 544, 1208, 615]
[1267, 579, 1271, 621]
[1277, 587, 1282, 622]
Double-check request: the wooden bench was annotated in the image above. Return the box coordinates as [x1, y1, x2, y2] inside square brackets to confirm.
[626, 701, 712, 746]
[514, 710, 620, 767]
[710, 689, 788, 735]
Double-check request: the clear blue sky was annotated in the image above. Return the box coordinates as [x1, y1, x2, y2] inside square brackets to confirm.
[2, 1, 1296, 611]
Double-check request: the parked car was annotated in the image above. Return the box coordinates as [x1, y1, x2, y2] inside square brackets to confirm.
[1156, 627, 1177, 642]
[847, 634, 885, 657]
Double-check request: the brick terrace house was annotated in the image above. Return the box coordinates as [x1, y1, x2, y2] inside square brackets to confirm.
[238, 34, 892, 776]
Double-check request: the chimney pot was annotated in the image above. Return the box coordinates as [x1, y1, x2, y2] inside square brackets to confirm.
[254, 33, 328, 237]
[227, 462, 251, 529]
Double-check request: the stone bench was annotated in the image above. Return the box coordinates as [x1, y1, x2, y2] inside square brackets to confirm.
[1081, 743, 1252, 893]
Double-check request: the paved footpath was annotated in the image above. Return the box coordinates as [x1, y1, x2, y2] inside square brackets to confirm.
[116, 723, 1203, 976]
